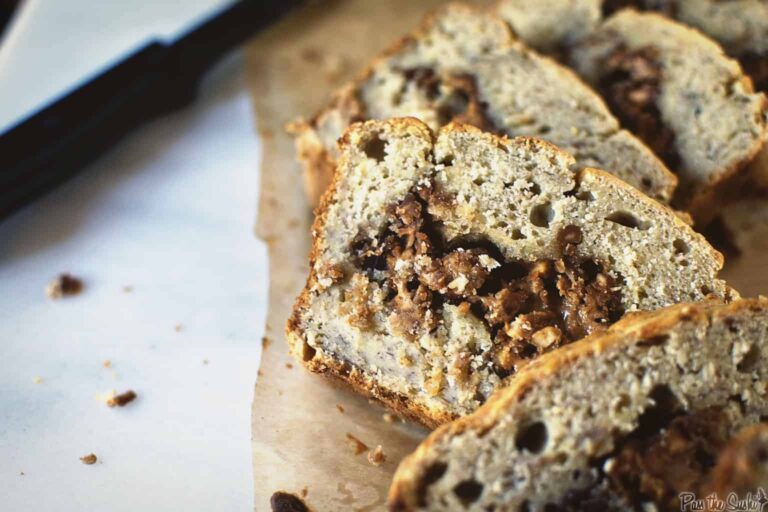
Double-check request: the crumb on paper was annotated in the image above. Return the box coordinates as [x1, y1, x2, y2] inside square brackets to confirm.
[174, 324, 183, 333]
[258, 370, 264, 377]
[80, 453, 97, 465]
[102, 360, 111, 368]
[262, 337, 271, 350]
[32, 376, 43, 384]
[299, 47, 345, 83]
[346, 433, 368, 455]
[300, 487, 308, 498]
[122, 285, 133, 293]
[285, 363, 293, 369]
[367, 445, 386, 466]
[269, 491, 310, 512]
[336, 404, 345, 413]
[202, 359, 209, 365]
[19, 472, 24, 476]
[106, 390, 136, 408]
[260, 128, 274, 139]
[382, 413, 396, 423]
[45, 274, 83, 299]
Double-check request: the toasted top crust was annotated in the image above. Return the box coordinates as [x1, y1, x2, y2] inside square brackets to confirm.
[389, 297, 768, 511]
[571, 10, 768, 215]
[287, 118, 732, 427]
[290, 3, 676, 206]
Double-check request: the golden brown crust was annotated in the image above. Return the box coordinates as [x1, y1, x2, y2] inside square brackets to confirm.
[388, 297, 768, 509]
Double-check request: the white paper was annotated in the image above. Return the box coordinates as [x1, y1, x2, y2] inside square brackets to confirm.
[0, 53, 266, 511]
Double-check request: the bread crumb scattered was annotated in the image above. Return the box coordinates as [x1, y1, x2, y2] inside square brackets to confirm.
[203, 359, 209, 365]
[262, 337, 271, 350]
[285, 363, 293, 369]
[300, 487, 308, 498]
[122, 285, 133, 293]
[32, 376, 43, 384]
[346, 433, 368, 455]
[80, 453, 97, 465]
[19, 471, 24, 476]
[102, 360, 111, 368]
[45, 274, 83, 299]
[106, 390, 136, 408]
[367, 445, 386, 466]
[174, 324, 183, 333]
[336, 404, 345, 413]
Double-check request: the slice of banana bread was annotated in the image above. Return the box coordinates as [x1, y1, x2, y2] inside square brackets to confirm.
[570, 10, 768, 221]
[389, 298, 768, 511]
[286, 118, 733, 429]
[496, 0, 768, 92]
[289, 3, 676, 207]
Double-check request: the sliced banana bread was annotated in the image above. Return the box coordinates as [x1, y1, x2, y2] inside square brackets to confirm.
[286, 118, 733, 429]
[389, 298, 768, 511]
[569, 10, 768, 220]
[497, 0, 768, 92]
[289, 3, 676, 207]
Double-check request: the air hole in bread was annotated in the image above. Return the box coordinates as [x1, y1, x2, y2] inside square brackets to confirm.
[453, 478, 483, 506]
[416, 461, 448, 506]
[530, 202, 554, 228]
[515, 421, 548, 453]
[362, 134, 387, 162]
[613, 393, 631, 413]
[636, 385, 681, 437]
[700, 285, 713, 296]
[637, 334, 669, 348]
[519, 500, 531, 512]
[673, 238, 690, 255]
[301, 341, 317, 362]
[737, 344, 761, 373]
[528, 182, 541, 196]
[605, 211, 649, 230]
[439, 154, 455, 166]
[511, 228, 526, 240]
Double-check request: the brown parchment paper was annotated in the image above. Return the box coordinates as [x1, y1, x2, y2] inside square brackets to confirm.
[246, 2, 456, 510]
[244, 2, 768, 510]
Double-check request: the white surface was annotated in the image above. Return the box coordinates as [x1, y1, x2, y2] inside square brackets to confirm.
[0, 49, 266, 512]
[0, 0, 236, 133]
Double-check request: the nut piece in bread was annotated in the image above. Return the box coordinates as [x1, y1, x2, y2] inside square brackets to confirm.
[286, 118, 733, 429]
[289, 3, 676, 207]
[389, 298, 768, 511]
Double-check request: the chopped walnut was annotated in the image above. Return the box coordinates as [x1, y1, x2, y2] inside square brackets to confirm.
[80, 453, 97, 465]
[45, 274, 83, 299]
[106, 390, 137, 408]
[346, 433, 368, 455]
[367, 445, 386, 466]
